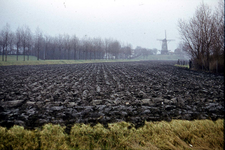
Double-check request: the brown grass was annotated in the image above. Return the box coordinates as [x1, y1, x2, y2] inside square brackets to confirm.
[0, 119, 223, 150]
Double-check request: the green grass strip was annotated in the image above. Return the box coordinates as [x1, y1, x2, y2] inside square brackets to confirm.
[0, 119, 223, 150]
[0, 55, 186, 66]
[174, 64, 190, 68]
[0, 55, 141, 66]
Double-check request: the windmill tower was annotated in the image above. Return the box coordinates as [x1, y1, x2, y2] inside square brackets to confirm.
[157, 31, 174, 55]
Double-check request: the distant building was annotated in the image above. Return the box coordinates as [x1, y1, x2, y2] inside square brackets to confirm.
[157, 31, 174, 55]
[103, 53, 115, 59]
[160, 38, 169, 55]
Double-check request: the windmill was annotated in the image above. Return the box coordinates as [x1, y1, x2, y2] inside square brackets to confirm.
[157, 31, 174, 55]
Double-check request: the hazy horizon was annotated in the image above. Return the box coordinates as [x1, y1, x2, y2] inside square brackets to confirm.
[0, 0, 220, 51]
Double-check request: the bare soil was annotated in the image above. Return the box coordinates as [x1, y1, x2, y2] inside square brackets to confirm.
[0, 61, 224, 133]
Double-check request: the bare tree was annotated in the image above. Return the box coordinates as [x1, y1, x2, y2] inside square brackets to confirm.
[96, 38, 104, 59]
[21, 25, 31, 61]
[21, 27, 26, 61]
[35, 27, 43, 60]
[82, 37, 90, 60]
[57, 34, 63, 59]
[51, 37, 58, 60]
[178, 2, 223, 71]
[92, 38, 99, 60]
[210, 0, 224, 72]
[8, 32, 14, 55]
[16, 27, 22, 61]
[121, 44, 132, 59]
[0, 23, 136, 62]
[0, 36, 2, 57]
[63, 34, 71, 59]
[71, 35, 78, 60]
[0, 23, 12, 61]
[109, 40, 121, 59]
[44, 35, 51, 60]
[104, 38, 110, 60]
[25, 27, 32, 61]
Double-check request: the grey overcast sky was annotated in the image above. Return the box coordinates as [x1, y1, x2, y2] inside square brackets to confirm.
[0, 0, 220, 51]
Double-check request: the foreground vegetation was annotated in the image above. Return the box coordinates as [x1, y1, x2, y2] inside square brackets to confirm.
[0, 119, 223, 150]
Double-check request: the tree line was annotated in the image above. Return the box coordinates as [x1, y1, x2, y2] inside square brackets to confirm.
[178, 0, 224, 73]
[0, 25, 134, 61]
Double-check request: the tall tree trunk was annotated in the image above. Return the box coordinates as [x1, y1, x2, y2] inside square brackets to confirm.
[94, 51, 96, 60]
[2, 47, 4, 61]
[207, 51, 210, 71]
[23, 46, 25, 61]
[16, 46, 19, 61]
[37, 46, 40, 60]
[59, 49, 61, 59]
[53, 48, 55, 60]
[5, 47, 7, 62]
[44, 44, 47, 60]
[27, 47, 29, 61]
[78, 49, 80, 60]
[74, 49, 76, 60]
[68, 49, 70, 60]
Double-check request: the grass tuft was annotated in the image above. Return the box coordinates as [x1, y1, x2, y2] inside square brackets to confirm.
[40, 124, 69, 150]
[0, 126, 7, 149]
[6, 125, 39, 150]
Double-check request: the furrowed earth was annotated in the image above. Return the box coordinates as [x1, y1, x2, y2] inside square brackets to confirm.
[0, 61, 224, 133]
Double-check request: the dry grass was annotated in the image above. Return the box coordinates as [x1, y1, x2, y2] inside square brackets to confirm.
[40, 124, 69, 150]
[0, 125, 39, 150]
[0, 119, 223, 150]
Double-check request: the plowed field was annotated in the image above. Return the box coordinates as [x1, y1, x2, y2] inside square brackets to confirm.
[0, 61, 224, 132]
